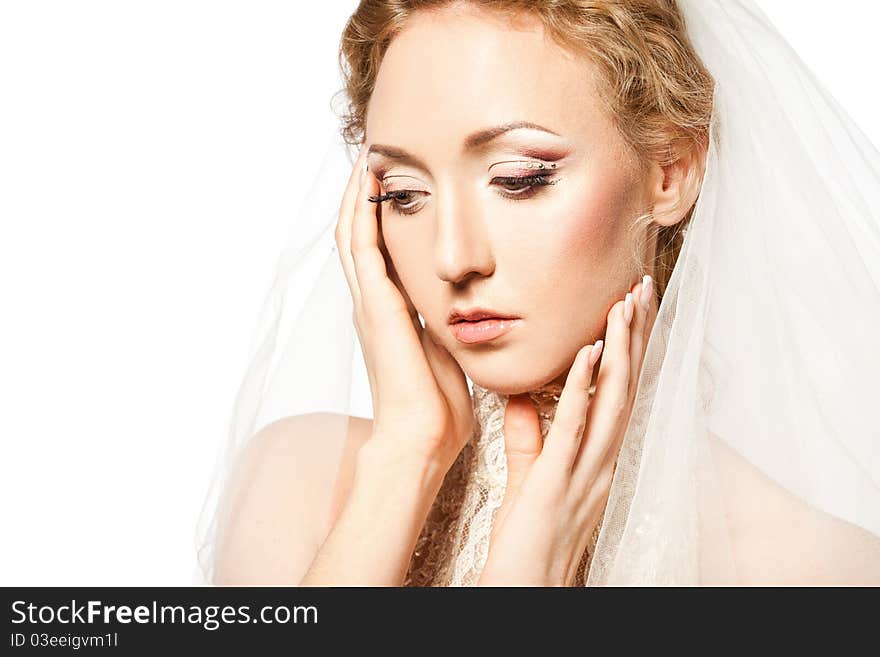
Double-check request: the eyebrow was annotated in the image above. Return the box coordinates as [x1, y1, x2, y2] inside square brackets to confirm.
[367, 120, 562, 171]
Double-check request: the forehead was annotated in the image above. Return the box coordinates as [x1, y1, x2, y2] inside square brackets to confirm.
[365, 6, 609, 150]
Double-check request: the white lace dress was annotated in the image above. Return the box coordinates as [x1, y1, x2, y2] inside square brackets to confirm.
[404, 381, 603, 586]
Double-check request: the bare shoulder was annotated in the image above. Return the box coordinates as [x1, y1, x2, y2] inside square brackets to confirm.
[212, 412, 373, 585]
[708, 433, 880, 585]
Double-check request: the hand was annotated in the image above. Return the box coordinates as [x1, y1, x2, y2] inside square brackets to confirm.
[476, 276, 658, 586]
[334, 144, 473, 470]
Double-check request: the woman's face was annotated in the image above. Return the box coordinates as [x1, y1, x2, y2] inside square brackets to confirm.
[365, 6, 653, 395]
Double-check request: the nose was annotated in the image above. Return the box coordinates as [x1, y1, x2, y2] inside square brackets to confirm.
[433, 188, 495, 285]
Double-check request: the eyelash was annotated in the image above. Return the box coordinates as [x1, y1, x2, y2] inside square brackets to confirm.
[367, 173, 559, 216]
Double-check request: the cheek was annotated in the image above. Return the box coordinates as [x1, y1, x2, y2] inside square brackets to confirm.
[534, 169, 641, 328]
[562, 169, 638, 259]
[381, 223, 434, 306]
[568, 165, 636, 245]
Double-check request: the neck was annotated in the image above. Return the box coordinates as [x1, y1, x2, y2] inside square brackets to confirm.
[525, 381, 566, 427]
[470, 379, 568, 441]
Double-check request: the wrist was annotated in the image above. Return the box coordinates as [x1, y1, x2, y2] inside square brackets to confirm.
[356, 435, 452, 488]
[301, 437, 449, 587]
[355, 440, 451, 498]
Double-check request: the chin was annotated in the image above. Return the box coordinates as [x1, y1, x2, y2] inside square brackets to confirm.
[439, 324, 575, 395]
[458, 353, 563, 396]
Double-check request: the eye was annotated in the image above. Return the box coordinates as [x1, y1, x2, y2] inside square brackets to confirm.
[368, 173, 559, 216]
[491, 173, 559, 199]
[382, 190, 426, 216]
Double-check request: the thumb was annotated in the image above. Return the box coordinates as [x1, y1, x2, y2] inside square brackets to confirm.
[492, 394, 543, 540]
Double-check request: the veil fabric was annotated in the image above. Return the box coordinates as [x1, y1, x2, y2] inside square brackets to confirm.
[195, 0, 880, 585]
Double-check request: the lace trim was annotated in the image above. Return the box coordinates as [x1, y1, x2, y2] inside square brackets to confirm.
[404, 381, 604, 586]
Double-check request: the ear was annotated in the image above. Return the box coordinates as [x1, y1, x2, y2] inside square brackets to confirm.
[647, 143, 706, 228]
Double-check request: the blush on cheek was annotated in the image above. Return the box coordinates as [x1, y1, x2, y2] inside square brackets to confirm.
[563, 169, 642, 259]
[562, 202, 620, 261]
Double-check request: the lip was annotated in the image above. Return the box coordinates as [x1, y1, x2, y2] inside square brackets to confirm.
[449, 317, 521, 344]
[448, 307, 519, 324]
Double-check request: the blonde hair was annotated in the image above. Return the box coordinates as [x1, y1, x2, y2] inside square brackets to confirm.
[334, 0, 714, 298]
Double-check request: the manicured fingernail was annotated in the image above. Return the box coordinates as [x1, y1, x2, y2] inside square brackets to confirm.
[640, 275, 653, 310]
[624, 293, 634, 326]
[588, 340, 604, 368]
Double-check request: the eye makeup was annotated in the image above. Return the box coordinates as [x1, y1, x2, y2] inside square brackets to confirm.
[367, 159, 562, 216]
[487, 160, 558, 173]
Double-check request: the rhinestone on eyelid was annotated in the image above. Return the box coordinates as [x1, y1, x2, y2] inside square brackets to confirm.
[488, 160, 558, 171]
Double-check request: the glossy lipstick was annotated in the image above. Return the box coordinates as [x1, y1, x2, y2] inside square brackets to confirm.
[450, 318, 520, 343]
[448, 307, 520, 344]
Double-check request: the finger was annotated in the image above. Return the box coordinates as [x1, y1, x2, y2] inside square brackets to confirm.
[380, 226, 423, 336]
[350, 165, 408, 320]
[492, 394, 543, 541]
[379, 225, 468, 418]
[541, 341, 604, 472]
[572, 294, 632, 484]
[375, 204, 469, 434]
[643, 273, 659, 342]
[631, 274, 657, 394]
[420, 327, 468, 413]
[335, 144, 369, 307]
[628, 277, 648, 403]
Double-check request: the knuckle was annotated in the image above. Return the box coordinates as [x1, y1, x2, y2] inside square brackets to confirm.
[615, 367, 631, 391]
[536, 464, 567, 496]
[505, 444, 541, 460]
[598, 463, 615, 491]
[361, 292, 393, 327]
[599, 362, 628, 390]
[359, 258, 384, 289]
[359, 294, 379, 323]
[351, 249, 374, 280]
[565, 417, 587, 443]
[350, 240, 373, 264]
[542, 446, 569, 472]
[608, 397, 628, 422]
[352, 304, 368, 332]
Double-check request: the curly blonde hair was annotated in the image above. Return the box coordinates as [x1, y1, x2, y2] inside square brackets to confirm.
[333, 0, 714, 298]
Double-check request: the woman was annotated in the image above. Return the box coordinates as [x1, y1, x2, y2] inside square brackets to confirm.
[196, 0, 880, 585]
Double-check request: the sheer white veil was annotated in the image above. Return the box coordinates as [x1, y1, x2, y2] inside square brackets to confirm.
[588, 0, 880, 584]
[195, 0, 880, 585]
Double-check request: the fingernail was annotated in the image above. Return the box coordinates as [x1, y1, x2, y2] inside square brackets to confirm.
[360, 160, 368, 186]
[640, 275, 653, 310]
[588, 340, 604, 368]
[624, 293, 634, 326]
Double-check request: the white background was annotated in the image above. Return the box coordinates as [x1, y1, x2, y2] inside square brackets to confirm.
[1, 1, 878, 585]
